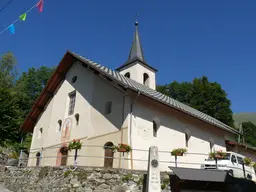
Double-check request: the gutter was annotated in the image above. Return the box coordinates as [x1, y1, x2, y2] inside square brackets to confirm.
[129, 91, 141, 169]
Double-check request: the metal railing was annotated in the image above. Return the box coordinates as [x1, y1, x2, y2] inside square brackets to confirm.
[18, 144, 213, 170]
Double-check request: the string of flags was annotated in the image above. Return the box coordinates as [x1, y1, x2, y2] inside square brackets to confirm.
[0, 0, 44, 36]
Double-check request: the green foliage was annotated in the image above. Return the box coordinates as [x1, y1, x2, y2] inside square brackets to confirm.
[68, 139, 82, 150]
[15, 66, 55, 118]
[0, 88, 23, 145]
[122, 173, 133, 182]
[113, 143, 132, 153]
[157, 76, 234, 127]
[171, 148, 187, 156]
[64, 170, 72, 177]
[209, 150, 226, 159]
[243, 157, 253, 166]
[0, 52, 54, 151]
[9, 151, 19, 159]
[0, 52, 17, 88]
[242, 122, 256, 147]
[161, 177, 170, 190]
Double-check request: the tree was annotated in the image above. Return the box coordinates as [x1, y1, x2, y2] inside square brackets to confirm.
[0, 88, 22, 145]
[157, 76, 234, 127]
[0, 52, 17, 88]
[242, 122, 256, 147]
[15, 66, 55, 117]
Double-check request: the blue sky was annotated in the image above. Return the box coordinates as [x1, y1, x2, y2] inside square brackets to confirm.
[0, 0, 255, 113]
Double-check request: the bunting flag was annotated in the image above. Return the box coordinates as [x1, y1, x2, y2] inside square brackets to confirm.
[37, 0, 44, 13]
[19, 13, 27, 21]
[8, 24, 15, 34]
[0, 0, 46, 36]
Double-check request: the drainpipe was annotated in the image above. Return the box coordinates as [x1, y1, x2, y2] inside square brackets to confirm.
[129, 91, 141, 169]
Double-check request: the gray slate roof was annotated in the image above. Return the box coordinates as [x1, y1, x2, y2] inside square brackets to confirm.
[70, 51, 238, 135]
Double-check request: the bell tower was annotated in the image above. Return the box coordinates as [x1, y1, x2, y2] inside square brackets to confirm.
[116, 21, 157, 90]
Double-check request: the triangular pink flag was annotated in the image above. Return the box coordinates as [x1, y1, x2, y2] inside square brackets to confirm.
[36, 0, 43, 12]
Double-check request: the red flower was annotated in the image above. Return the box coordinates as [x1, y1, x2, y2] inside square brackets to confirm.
[73, 139, 76, 142]
[78, 139, 80, 142]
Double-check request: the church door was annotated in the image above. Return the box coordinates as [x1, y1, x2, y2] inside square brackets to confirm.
[104, 142, 114, 168]
[60, 147, 68, 166]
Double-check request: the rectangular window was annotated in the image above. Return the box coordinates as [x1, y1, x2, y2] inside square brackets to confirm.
[237, 156, 243, 165]
[105, 101, 112, 115]
[231, 155, 237, 163]
[68, 92, 76, 116]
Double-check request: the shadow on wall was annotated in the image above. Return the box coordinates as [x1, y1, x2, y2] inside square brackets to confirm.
[64, 62, 129, 134]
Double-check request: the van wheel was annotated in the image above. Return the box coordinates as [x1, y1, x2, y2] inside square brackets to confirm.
[228, 169, 234, 177]
[247, 174, 252, 180]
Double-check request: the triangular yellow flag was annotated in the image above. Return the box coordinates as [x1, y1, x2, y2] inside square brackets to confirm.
[19, 13, 27, 21]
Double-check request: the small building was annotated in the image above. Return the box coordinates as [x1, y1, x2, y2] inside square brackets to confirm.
[21, 21, 239, 171]
[226, 140, 256, 162]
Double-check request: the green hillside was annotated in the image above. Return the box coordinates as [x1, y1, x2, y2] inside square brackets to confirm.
[233, 113, 256, 125]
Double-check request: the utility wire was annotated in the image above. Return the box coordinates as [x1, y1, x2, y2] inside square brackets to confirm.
[0, 0, 14, 14]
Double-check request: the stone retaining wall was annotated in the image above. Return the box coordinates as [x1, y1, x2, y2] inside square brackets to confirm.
[0, 152, 8, 165]
[0, 166, 171, 192]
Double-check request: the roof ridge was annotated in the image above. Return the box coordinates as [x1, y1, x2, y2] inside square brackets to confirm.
[70, 52, 238, 134]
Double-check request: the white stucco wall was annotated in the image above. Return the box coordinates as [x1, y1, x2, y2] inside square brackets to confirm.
[118, 62, 156, 90]
[130, 96, 235, 171]
[29, 61, 130, 166]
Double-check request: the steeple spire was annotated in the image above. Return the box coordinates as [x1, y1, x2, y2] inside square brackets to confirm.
[116, 20, 157, 73]
[128, 20, 145, 62]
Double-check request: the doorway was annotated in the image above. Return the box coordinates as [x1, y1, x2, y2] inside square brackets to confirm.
[36, 152, 41, 166]
[60, 147, 68, 166]
[104, 142, 114, 168]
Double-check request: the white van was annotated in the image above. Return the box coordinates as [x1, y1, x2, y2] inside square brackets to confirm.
[201, 151, 256, 180]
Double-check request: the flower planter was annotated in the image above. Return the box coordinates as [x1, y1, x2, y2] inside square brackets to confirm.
[171, 148, 187, 156]
[117, 148, 127, 153]
[214, 155, 224, 159]
[113, 144, 132, 154]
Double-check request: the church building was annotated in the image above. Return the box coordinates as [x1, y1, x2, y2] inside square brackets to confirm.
[21, 21, 239, 171]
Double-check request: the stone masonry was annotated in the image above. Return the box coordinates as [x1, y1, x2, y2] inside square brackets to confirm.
[0, 152, 8, 166]
[0, 166, 171, 192]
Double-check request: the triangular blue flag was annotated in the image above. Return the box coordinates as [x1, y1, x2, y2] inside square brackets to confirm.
[8, 24, 15, 34]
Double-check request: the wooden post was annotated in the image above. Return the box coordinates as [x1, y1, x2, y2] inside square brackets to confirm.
[242, 163, 246, 178]
[215, 158, 218, 169]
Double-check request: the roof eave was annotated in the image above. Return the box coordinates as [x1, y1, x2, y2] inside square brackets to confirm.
[127, 88, 239, 135]
[116, 58, 158, 72]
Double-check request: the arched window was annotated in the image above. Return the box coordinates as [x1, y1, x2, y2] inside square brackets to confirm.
[58, 120, 62, 132]
[105, 101, 112, 115]
[75, 113, 80, 126]
[143, 73, 149, 86]
[153, 121, 158, 137]
[185, 133, 189, 147]
[38, 127, 43, 139]
[104, 142, 114, 168]
[36, 152, 41, 166]
[124, 72, 130, 78]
